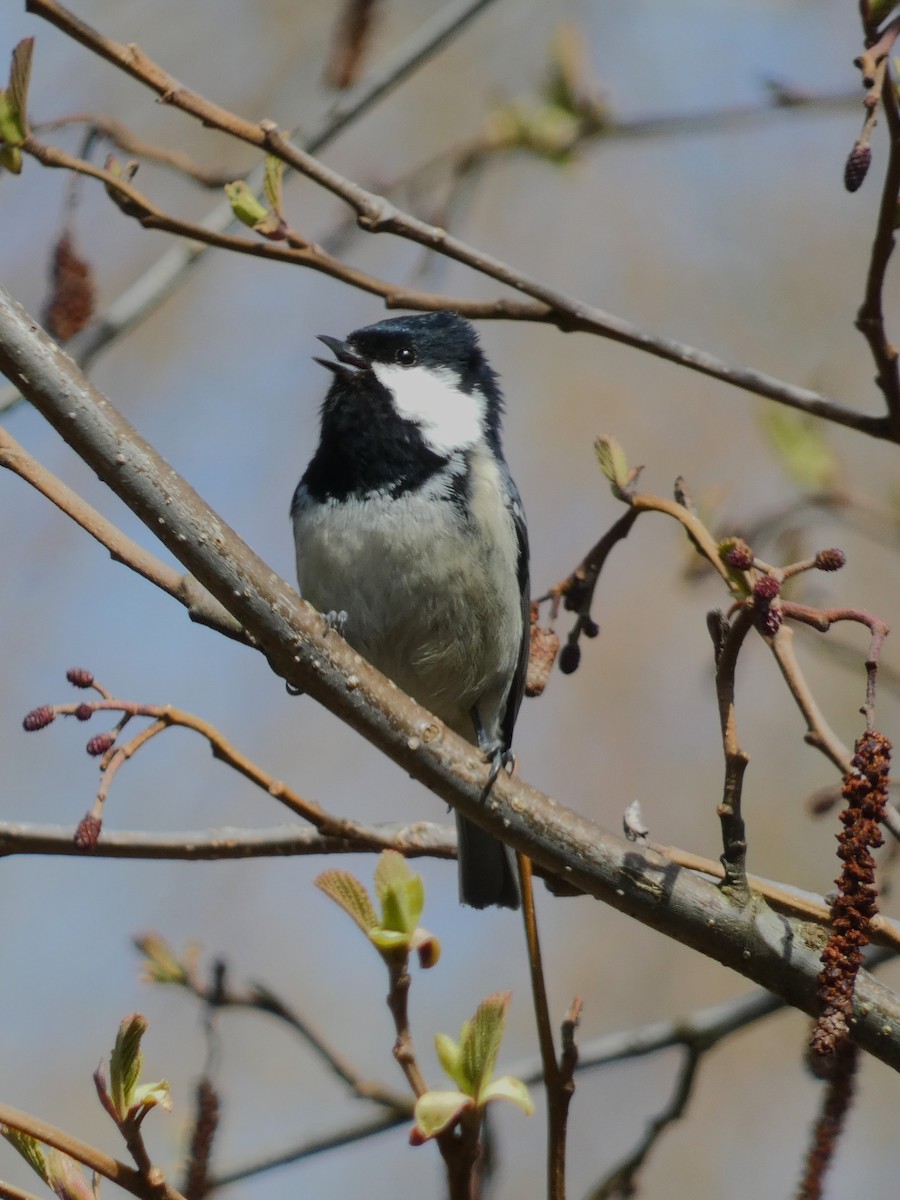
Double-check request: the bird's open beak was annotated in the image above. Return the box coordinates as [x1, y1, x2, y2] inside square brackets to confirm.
[314, 335, 369, 376]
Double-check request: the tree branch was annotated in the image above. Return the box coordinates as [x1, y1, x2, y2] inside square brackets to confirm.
[0, 1104, 184, 1200]
[20, 0, 893, 440]
[3, 285, 900, 1070]
[0, 426, 245, 642]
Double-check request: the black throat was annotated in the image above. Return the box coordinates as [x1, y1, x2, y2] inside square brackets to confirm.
[299, 373, 448, 502]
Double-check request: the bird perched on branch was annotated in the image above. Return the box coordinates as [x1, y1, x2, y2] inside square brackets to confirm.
[291, 311, 529, 909]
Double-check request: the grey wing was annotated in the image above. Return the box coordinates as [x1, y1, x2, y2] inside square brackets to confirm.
[499, 471, 530, 752]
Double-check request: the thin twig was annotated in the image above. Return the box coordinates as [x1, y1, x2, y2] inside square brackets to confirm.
[714, 607, 754, 901]
[0, 819, 457, 861]
[769, 625, 853, 772]
[0, 426, 245, 642]
[855, 26, 900, 434]
[586, 1047, 702, 1200]
[201, 977, 411, 1111]
[208, 1111, 408, 1189]
[34, 114, 238, 186]
[517, 854, 567, 1200]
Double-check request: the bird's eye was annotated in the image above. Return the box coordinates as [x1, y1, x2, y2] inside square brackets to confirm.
[395, 346, 417, 367]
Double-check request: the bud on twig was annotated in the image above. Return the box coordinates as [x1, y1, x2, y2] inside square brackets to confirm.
[814, 548, 846, 572]
[559, 641, 581, 675]
[722, 539, 754, 571]
[86, 732, 116, 757]
[66, 667, 95, 688]
[74, 813, 102, 848]
[23, 705, 55, 731]
[844, 142, 872, 193]
[752, 574, 782, 636]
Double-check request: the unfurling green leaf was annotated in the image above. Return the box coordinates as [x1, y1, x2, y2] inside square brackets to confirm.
[225, 180, 269, 228]
[461, 992, 510, 1099]
[225, 174, 287, 240]
[0, 38, 34, 175]
[760, 408, 837, 490]
[375, 850, 424, 936]
[410, 1090, 472, 1142]
[435, 1031, 470, 1093]
[368, 928, 409, 951]
[421, 995, 532, 1143]
[263, 154, 284, 213]
[315, 868, 379, 934]
[132, 1079, 173, 1118]
[595, 434, 633, 499]
[481, 1075, 535, 1115]
[109, 1013, 148, 1120]
[134, 932, 195, 985]
[1, 1127, 48, 1180]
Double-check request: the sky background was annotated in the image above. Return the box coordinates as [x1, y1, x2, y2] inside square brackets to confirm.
[2, 1, 900, 1198]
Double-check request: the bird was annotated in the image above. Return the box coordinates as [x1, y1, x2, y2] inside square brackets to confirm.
[291, 310, 529, 909]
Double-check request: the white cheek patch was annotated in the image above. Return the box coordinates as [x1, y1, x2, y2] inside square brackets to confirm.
[372, 362, 485, 455]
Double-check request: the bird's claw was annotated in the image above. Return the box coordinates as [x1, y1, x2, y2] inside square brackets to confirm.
[324, 609, 348, 636]
[480, 744, 515, 802]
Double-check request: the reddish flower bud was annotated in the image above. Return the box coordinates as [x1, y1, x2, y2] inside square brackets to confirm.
[752, 575, 781, 603]
[86, 732, 116, 757]
[559, 642, 581, 675]
[844, 143, 871, 193]
[723, 540, 753, 571]
[815, 548, 846, 572]
[75, 703, 94, 721]
[757, 602, 783, 637]
[66, 667, 95, 688]
[74, 813, 102, 848]
[23, 706, 55, 731]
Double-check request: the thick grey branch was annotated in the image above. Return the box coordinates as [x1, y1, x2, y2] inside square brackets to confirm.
[3, 284, 900, 1070]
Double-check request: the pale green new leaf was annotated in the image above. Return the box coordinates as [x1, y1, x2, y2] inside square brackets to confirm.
[134, 932, 192, 985]
[594, 435, 630, 498]
[7, 38, 33, 137]
[435, 1031, 470, 1093]
[460, 992, 510, 1098]
[263, 154, 284, 214]
[368, 928, 409, 951]
[411, 1090, 472, 1141]
[132, 1079, 173, 1115]
[315, 869, 378, 934]
[224, 180, 269, 229]
[481, 1075, 534, 1115]
[110, 1013, 147, 1119]
[0, 38, 34, 175]
[1, 1127, 47, 1181]
[374, 850, 424, 934]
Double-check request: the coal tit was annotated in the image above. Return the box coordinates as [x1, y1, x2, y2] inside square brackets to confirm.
[291, 311, 529, 909]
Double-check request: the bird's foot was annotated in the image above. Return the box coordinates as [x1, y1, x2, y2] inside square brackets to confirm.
[323, 609, 347, 636]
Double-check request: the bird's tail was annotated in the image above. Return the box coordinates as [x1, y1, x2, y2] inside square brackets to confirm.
[456, 813, 520, 909]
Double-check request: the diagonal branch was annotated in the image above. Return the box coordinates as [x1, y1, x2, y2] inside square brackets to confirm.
[0, 1103, 184, 1200]
[0, 425, 244, 642]
[5, 285, 900, 1069]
